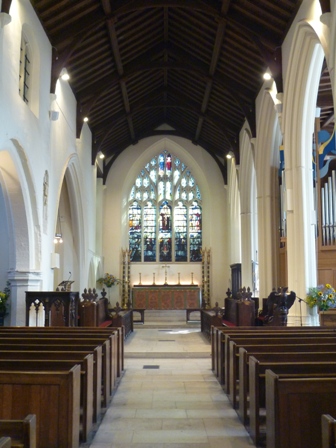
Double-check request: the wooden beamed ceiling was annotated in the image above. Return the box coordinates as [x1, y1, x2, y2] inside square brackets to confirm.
[28, 0, 333, 182]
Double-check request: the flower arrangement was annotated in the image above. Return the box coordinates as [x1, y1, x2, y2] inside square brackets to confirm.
[97, 273, 120, 288]
[306, 284, 336, 311]
[0, 281, 10, 315]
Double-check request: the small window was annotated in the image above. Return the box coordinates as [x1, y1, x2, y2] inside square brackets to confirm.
[19, 34, 31, 104]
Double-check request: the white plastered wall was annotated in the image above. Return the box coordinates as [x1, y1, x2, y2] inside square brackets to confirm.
[0, 0, 98, 323]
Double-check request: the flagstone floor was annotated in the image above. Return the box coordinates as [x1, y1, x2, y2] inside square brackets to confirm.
[85, 311, 253, 447]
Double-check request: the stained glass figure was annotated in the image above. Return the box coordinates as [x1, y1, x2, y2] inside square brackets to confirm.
[143, 202, 156, 261]
[159, 201, 172, 262]
[166, 153, 172, 174]
[129, 201, 142, 261]
[189, 202, 202, 261]
[159, 153, 165, 176]
[174, 203, 187, 261]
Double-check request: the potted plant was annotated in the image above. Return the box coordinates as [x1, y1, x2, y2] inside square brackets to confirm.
[306, 284, 336, 326]
[97, 273, 121, 303]
[0, 281, 10, 325]
[306, 284, 336, 311]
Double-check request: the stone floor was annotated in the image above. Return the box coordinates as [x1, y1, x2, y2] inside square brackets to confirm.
[85, 311, 253, 447]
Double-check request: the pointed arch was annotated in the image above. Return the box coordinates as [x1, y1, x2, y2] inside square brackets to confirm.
[283, 19, 325, 322]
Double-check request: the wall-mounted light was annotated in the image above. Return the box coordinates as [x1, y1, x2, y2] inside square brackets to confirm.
[54, 212, 63, 244]
[97, 151, 105, 159]
[60, 68, 70, 81]
[49, 110, 59, 121]
[263, 72, 272, 81]
[83, 116, 89, 123]
[226, 151, 234, 160]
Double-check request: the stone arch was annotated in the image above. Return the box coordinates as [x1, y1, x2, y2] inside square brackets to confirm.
[283, 19, 325, 323]
[0, 140, 41, 325]
[255, 88, 283, 297]
[53, 155, 86, 293]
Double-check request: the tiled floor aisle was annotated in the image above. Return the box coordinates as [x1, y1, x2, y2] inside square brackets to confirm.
[87, 316, 253, 447]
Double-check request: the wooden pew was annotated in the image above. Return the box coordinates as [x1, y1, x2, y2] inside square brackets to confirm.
[0, 357, 93, 443]
[321, 414, 336, 448]
[0, 341, 106, 417]
[238, 349, 336, 426]
[266, 370, 336, 448]
[249, 356, 336, 445]
[0, 326, 124, 380]
[211, 326, 336, 384]
[0, 438, 11, 448]
[0, 366, 81, 448]
[0, 414, 36, 448]
[0, 337, 111, 406]
[226, 333, 336, 394]
[229, 340, 336, 408]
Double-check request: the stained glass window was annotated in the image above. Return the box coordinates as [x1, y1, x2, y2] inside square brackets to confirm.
[128, 151, 202, 262]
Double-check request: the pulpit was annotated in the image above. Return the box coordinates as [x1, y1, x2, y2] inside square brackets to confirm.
[132, 285, 201, 309]
[25, 291, 80, 327]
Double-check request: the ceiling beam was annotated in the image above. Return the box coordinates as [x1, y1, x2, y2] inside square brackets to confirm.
[194, 2, 230, 142]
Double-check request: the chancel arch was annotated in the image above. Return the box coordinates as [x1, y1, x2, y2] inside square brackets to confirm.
[103, 136, 227, 307]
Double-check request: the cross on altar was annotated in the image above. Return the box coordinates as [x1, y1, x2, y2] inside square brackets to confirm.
[161, 264, 170, 285]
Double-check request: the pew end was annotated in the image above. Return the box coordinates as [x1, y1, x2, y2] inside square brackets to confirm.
[322, 414, 336, 448]
[0, 414, 36, 448]
[0, 438, 11, 448]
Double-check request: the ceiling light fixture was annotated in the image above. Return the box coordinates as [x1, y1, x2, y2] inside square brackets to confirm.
[54, 212, 63, 244]
[60, 68, 70, 81]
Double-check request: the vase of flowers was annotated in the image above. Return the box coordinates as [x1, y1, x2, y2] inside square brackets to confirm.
[97, 273, 121, 302]
[306, 284, 336, 312]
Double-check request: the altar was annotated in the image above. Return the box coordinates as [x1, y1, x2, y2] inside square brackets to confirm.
[132, 285, 201, 310]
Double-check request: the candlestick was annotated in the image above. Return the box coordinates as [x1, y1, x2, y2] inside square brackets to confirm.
[178, 273, 180, 285]
[191, 272, 194, 285]
[153, 273, 155, 285]
[139, 273, 142, 285]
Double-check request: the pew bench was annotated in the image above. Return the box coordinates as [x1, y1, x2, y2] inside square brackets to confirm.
[321, 414, 336, 448]
[228, 339, 336, 403]
[211, 326, 336, 385]
[0, 358, 93, 443]
[0, 366, 81, 448]
[249, 357, 336, 446]
[0, 438, 11, 448]
[226, 333, 336, 394]
[0, 326, 124, 379]
[266, 370, 336, 448]
[238, 349, 336, 426]
[0, 414, 36, 448]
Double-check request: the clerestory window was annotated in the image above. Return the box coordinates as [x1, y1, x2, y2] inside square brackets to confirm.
[19, 33, 31, 104]
[128, 151, 202, 262]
